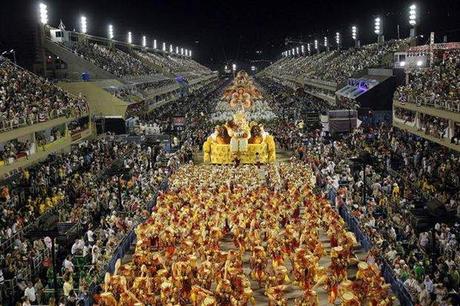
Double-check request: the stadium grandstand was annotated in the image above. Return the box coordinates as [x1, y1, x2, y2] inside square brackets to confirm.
[0, 1, 459, 306]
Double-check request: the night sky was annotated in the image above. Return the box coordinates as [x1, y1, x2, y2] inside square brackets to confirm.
[1, 0, 459, 70]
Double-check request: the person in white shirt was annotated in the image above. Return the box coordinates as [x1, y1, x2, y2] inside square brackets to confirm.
[63, 255, 74, 273]
[91, 243, 101, 265]
[71, 239, 84, 255]
[86, 228, 95, 245]
[23, 282, 36, 303]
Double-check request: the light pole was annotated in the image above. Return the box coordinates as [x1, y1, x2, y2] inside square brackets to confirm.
[409, 4, 417, 38]
[314, 40, 318, 54]
[108, 24, 114, 40]
[80, 16, 87, 34]
[38, 3, 48, 77]
[127, 32, 132, 44]
[352, 25, 360, 48]
[336, 32, 341, 50]
[142, 36, 147, 48]
[374, 17, 383, 44]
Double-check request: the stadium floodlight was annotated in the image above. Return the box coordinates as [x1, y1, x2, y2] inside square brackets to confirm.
[314, 40, 318, 50]
[169, 44, 173, 53]
[180, 48, 184, 55]
[307, 43, 311, 53]
[352, 26, 358, 40]
[128, 32, 132, 44]
[80, 16, 87, 34]
[185, 49, 189, 56]
[301, 45, 305, 54]
[175, 46, 179, 54]
[153, 39, 157, 49]
[189, 50, 192, 57]
[232, 63, 236, 71]
[374, 17, 382, 35]
[296, 47, 299, 55]
[409, 4, 417, 26]
[324, 36, 328, 47]
[162, 42, 166, 51]
[291, 48, 295, 55]
[108, 25, 114, 39]
[39, 3, 48, 25]
[336, 32, 340, 45]
[142, 36, 146, 47]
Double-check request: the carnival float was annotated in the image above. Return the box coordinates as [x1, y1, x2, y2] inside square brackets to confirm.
[203, 71, 276, 164]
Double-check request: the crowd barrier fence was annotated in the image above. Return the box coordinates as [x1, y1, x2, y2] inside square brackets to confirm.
[339, 205, 414, 306]
[83, 177, 169, 306]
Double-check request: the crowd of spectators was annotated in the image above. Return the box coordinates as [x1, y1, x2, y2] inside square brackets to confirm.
[296, 128, 459, 305]
[264, 39, 410, 84]
[419, 113, 449, 139]
[133, 51, 212, 75]
[0, 59, 88, 132]
[0, 133, 194, 305]
[254, 77, 460, 305]
[394, 107, 416, 124]
[394, 49, 460, 113]
[72, 42, 156, 77]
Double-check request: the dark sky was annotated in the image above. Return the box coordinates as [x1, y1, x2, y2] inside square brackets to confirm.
[1, 0, 459, 70]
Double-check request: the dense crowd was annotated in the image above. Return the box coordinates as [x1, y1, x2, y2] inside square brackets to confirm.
[395, 50, 460, 113]
[264, 39, 410, 84]
[72, 42, 157, 77]
[0, 133, 194, 305]
[394, 107, 416, 124]
[284, 126, 460, 306]
[133, 51, 211, 75]
[0, 59, 88, 131]
[251, 77, 460, 305]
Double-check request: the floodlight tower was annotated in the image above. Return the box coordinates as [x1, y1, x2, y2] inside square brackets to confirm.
[153, 39, 157, 49]
[314, 39, 319, 54]
[142, 36, 147, 48]
[301, 45, 305, 55]
[108, 25, 114, 40]
[38, 3, 49, 77]
[162, 42, 166, 52]
[336, 32, 341, 50]
[189, 50, 192, 58]
[80, 16, 87, 34]
[107, 25, 114, 47]
[352, 25, 360, 48]
[374, 17, 384, 44]
[324, 36, 329, 52]
[307, 43, 311, 55]
[127, 32, 132, 44]
[169, 44, 173, 53]
[409, 4, 417, 38]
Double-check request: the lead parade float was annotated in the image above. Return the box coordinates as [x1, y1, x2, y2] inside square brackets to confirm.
[203, 71, 276, 164]
[95, 72, 394, 306]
